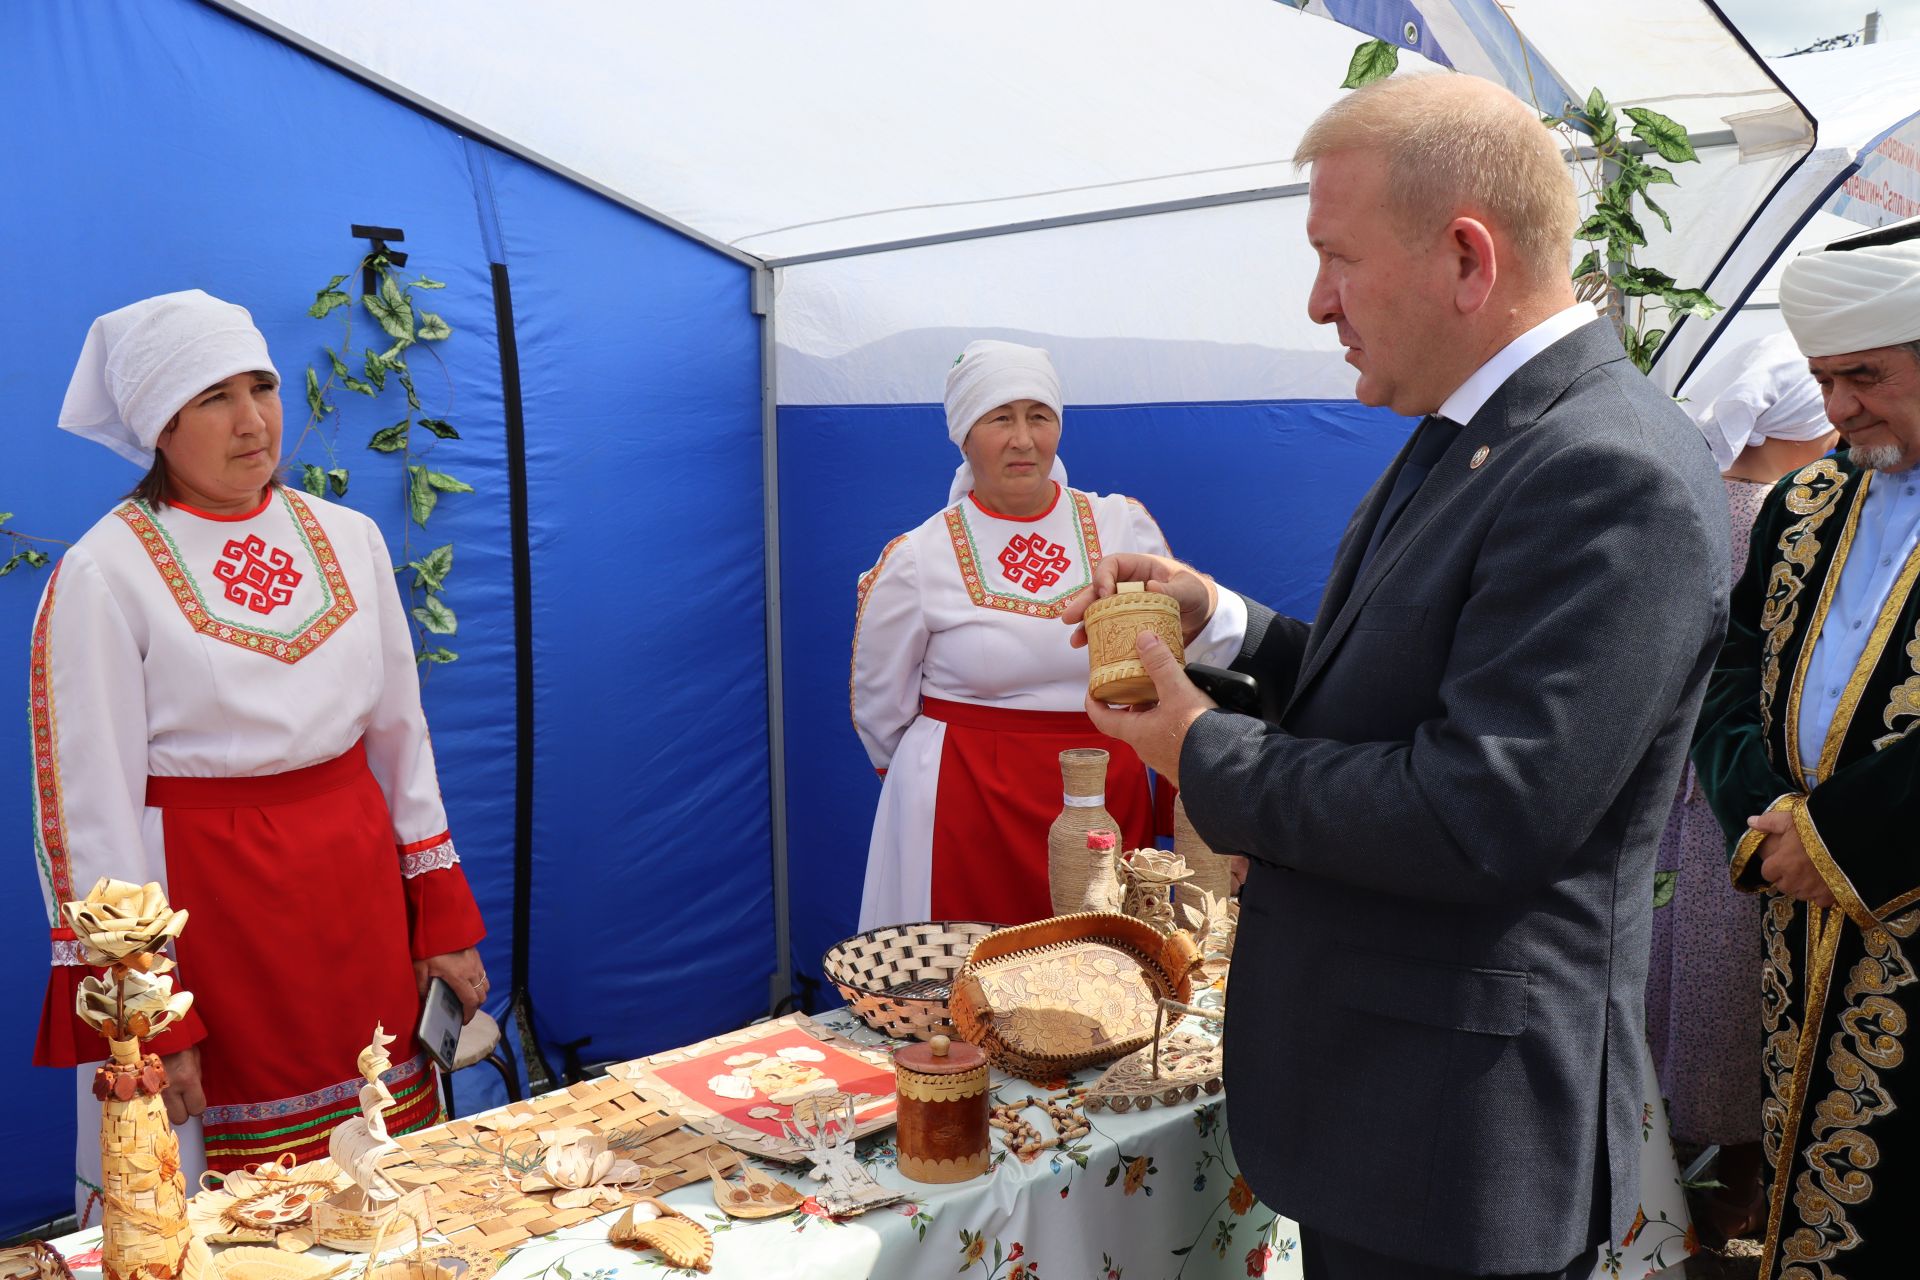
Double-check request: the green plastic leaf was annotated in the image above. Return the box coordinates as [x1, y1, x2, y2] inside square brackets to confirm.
[412, 277, 447, 290]
[361, 349, 389, 392]
[1642, 164, 1676, 186]
[328, 350, 351, 381]
[0, 513, 12, 525]
[301, 463, 327, 497]
[327, 467, 349, 497]
[1341, 39, 1398, 89]
[1652, 869, 1677, 908]
[1658, 286, 1719, 319]
[412, 595, 458, 635]
[1623, 106, 1696, 164]
[1572, 250, 1603, 279]
[411, 544, 454, 593]
[398, 367, 421, 411]
[408, 465, 438, 526]
[416, 312, 452, 342]
[308, 274, 351, 319]
[0, 554, 20, 577]
[380, 340, 412, 366]
[417, 646, 458, 665]
[342, 374, 376, 396]
[368, 421, 411, 453]
[364, 272, 416, 342]
[305, 367, 325, 418]
[25, 549, 49, 568]
[425, 470, 474, 495]
[1617, 265, 1677, 298]
[1640, 191, 1672, 234]
[418, 417, 461, 440]
[1573, 212, 1612, 243]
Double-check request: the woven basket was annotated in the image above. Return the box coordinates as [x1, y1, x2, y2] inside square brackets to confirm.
[823, 921, 1001, 1041]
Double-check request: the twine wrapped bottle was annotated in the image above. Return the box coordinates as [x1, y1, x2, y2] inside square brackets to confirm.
[1171, 795, 1232, 920]
[1047, 749, 1122, 914]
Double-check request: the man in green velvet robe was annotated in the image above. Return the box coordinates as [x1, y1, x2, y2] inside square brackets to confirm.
[1694, 214, 1920, 1279]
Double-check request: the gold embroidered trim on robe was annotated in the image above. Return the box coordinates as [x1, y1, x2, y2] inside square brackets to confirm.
[1772, 910, 1920, 1276]
[1875, 622, 1920, 752]
[1761, 460, 1848, 753]
[1762, 904, 1847, 1269]
[1790, 798, 1879, 934]
[1815, 533, 1920, 781]
[1783, 471, 1870, 785]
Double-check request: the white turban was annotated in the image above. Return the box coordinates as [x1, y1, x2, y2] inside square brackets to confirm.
[59, 289, 278, 467]
[1780, 216, 1920, 358]
[943, 339, 1068, 505]
[1685, 331, 1833, 472]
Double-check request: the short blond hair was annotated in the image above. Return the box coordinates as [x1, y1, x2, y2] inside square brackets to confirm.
[1297, 74, 1578, 283]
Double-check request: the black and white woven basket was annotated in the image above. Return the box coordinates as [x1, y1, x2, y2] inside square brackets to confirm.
[821, 920, 1000, 1041]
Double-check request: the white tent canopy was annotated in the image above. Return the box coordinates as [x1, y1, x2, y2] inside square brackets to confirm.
[1671, 38, 1920, 387]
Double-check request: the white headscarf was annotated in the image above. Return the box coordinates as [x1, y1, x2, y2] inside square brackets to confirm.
[1685, 331, 1833, 472]
[1780, 215, 1920, 358]
[59, 290, 278, 467]
[943, 339, 1068, 505]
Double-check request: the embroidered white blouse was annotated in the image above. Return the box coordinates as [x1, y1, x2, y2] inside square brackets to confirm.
[851, 485, 1247, 769]
[29, 486, 461, 947]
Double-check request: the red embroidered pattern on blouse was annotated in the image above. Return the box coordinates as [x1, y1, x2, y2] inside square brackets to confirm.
[213, 535, 304, 615]
[945, 489, 1103, 619]
[116, 491, 358, 665]
[30, 563, 73, 906]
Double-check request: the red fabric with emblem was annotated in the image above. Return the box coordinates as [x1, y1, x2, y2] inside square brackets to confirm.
[922, 697, 1156, 923]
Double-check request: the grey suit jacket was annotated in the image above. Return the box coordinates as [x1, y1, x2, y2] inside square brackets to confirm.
[1182, 320, 1728, 1273]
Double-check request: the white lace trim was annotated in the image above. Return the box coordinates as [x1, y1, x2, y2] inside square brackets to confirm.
[52, 938, 86, 966]
[400, 840, 460, 879]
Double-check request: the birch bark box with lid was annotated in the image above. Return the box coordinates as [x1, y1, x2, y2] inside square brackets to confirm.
[1084, 582, 1184, 704]
[892, 1034, 990, 1184]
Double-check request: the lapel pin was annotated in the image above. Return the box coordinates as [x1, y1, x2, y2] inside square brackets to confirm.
[1469, 445, 1491, 470]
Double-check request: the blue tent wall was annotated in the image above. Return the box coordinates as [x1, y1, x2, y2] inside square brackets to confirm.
[777, 399, 1412, 985]
[476, 149, 775, 1066]
[0, 0, 766, 1233]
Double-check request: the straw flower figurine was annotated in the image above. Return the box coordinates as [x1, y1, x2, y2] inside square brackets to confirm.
[517, 1128, 651, 1211]
[61, 877, 206, 1280]
[63, 878, 189, 971]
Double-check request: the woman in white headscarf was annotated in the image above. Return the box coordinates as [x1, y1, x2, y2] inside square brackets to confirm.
[30, 291, 487, 1210]
[1645, 328, 1836, 1244]
[849, 340, 1246, 928]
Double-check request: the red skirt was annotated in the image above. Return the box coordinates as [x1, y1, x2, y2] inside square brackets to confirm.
[923, 697, 1158, 923]
[147, 742, 439, 1169]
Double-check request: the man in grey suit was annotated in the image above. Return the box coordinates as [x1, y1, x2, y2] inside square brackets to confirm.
[1067, 75, 1729, 1278]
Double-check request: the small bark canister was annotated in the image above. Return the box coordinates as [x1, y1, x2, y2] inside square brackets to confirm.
[1084, 581, 1185, 704]
[894, 1034, 990, 1184]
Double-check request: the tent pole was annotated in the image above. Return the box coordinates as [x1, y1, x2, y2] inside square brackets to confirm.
[490, 260, 558, 1093]
[754, 267, 795, 1014]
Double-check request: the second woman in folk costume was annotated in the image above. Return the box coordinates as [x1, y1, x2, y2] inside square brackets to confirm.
[851, 340, 1246, 928]
[30, 291, 487, 1207]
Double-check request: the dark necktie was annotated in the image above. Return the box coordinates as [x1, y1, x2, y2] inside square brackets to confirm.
[1355, 414, 1460, 579]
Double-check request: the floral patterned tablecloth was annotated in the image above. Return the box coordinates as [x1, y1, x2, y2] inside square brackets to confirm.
[50, 1011, 1695, 1280]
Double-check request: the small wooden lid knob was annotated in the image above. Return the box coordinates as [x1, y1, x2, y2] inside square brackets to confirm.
[931, 1034, 950, 1057]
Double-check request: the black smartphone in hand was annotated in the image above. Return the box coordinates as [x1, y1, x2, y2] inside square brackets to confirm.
[1185, 663, 1262, 717]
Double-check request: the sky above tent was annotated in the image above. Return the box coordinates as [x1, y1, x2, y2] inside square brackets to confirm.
[1718, 0, 1918, 55]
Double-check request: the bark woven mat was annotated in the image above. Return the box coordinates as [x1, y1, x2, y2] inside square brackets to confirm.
[380, 1076, 737, 1251]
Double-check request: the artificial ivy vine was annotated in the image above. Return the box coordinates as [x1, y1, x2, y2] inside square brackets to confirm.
[1342, 39, 1721, 371]
[292, 253, 468, 667]
[0, 514, 57, 577]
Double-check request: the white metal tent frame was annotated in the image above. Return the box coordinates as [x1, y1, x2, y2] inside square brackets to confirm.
[203, 0, 1821, 1016]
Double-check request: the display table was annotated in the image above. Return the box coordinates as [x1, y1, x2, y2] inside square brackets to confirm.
[49, 1011, 1695, 1280]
